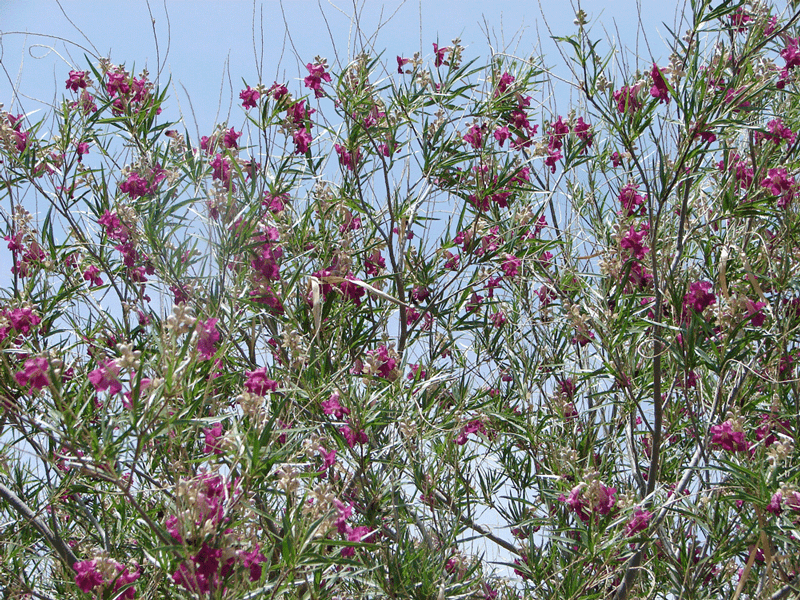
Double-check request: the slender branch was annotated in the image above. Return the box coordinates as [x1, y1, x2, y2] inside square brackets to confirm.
[0, 481, 78, 568]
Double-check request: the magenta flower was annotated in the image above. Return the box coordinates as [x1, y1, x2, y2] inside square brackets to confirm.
[756, 119, 797, 146]
[495, 71, 515, 96]
[501, 254, 522, 277]
[244, 367, 278, 395]
[365, 345, 398, 380]
[781, 36, 800, 70]
[494, 126, 511, 147]
[322, 391, 351, 419]
[6, 307, 41, 335]
[75, 141, 90, 162]
[83, 265, 103, 287]
[463, 124, 483, 149]
[565, 479, 616, 523]
[397, 56, 411, 73]
[545, 148, 562, 173]
[209, 153, 232, 189]
[88, 359, 122, 395]
[293, 127, 312, 154]
[365, 250, 385, 275]
[745, 299, 767, 327]
[304, 62, 331, 98]
[74, 560, 104, 593]
[433, 43, 450, 67]
[618, 182, 646, 216]
[263, 191, 287, 213]
[683, 281, 716, 315]
[223, 127, 241, 149]
[15, 357, 51, 391]
[269, 82, 288, 99]
[106, 70, 131, 97]
[204, 423, 225, 455]
[573, 116, 593, 147]
[650, 64, 670, 103]
[66, 70, 90, 91]
[620, 224, 650, 259]
[709, 421, 749, 453]
[766, 491, 783, 516]
[240, 86, 260, 109]
[196, 318, 220, 360]
[340, 423, 368, 447]
[614, 83, 642, 115]
[119, 172, 155, 199]
[241, 545, 267, 581]
[456, 419, 487, 445]
[625, 507, 653, 536]
[335, 143, 359, 171]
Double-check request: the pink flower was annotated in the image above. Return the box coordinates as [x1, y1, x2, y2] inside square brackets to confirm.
[15, 357, 51, 391]
[6, 307, 41, 335]
[456, 419, 487, 445]
[209, 153, 232, 189]
[83, 265, 103, 287]
[240, 86, 260, 109]
[620, 224, 649, 260]
[433, 43, 450, 67]
[241, 545, 267, 581]
[397, 56, 411, 73]
[781, 36, 800, 71]
[88, 360, 122, 395]
[565, 480, 616, 523]
[293, 127, 312, 154]
[494, 72, 515, 96]
[746, 299, 767, 327]
[263, 191, 287, 213]
[322, 391, 350, 419]
[269, 82, 288, 99]
[493, 126, 511, 147]
[196, 318, 220, 360]
[501, 254, 522, 277]
[106, 70, 131, 97]
[650, 64, 670, 103]
[304, 62, 331, 98]
[618, 182, 646, 216]
[463, 124, 483, 149]
[335, 144, 359, 171]
[625, 507, 653, 536]
[74, 560, 104, 593]
[365, 345, 398, 380]
[204, 423, 225, 455]
[766, 492, 782, 516]
[340, 423, 368, 447]
[573, 116, 593, 147]
[223, 127, 241, 149]
[66, 70, 90, 91]
[76, 141, 90, 161]
[614, 83, 642, 115]
[244, 367, 278, 395]
[710, 421, 749, 453]
[683, 281, 716, 315]
[756, 119, 797, 146]
[365, 250, 385, 275]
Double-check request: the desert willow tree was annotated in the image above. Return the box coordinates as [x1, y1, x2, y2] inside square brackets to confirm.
[1, 1, 800, 598]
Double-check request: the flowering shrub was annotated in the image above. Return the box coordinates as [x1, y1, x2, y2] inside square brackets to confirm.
[1, 3, 800, 600]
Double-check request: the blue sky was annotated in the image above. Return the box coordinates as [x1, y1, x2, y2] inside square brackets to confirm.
[1, 1, 684, 137]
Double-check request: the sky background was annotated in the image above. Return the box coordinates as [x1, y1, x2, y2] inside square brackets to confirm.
[1, 0, 687, 137]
